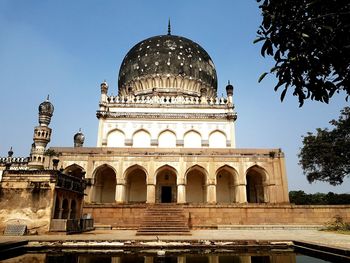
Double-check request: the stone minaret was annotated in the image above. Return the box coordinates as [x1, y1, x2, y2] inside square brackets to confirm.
[28, 96, 54, 169]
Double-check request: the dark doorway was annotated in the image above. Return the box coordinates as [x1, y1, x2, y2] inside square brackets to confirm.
[161, 186, 172, 203]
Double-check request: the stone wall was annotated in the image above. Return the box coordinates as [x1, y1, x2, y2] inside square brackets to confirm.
[83, 204, 146, 229]
[0, 183, 55, 233]
[185, 205, 350, 228]
[83, 204, 350, 229]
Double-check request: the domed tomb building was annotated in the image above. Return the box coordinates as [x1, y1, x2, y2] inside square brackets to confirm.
[47, 29, 290, 230]
[0, 29, 297, 233]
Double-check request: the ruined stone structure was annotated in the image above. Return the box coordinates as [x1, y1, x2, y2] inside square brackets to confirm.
[1, 28, 349, 233]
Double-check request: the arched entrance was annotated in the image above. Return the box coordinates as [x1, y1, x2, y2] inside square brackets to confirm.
[186, 165, 207, 204]
[156, 165, 177, 203]
[92, 165, 116, 203]
[246, 166, 266, 203]
[216, 166, 238, 203]
[125, 166, 147, 203]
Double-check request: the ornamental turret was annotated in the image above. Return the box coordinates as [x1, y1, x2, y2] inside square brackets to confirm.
[28, 96, 54, 169]
[74, 129, 85, 147]
[226, 81, 234, 108]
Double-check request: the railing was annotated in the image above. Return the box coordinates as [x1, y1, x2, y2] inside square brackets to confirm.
[50, 218, 94, 233]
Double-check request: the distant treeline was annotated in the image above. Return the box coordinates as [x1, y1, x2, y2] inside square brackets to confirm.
[289, 191, 350, 205]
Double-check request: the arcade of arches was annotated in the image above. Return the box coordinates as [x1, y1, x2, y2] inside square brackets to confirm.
[87, 164, 274, 204]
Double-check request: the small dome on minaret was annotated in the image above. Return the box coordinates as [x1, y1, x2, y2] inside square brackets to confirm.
[226, 80, 234, 96]
[100, 80, 109, 94]
[38, 95, 54, 126]
[74, 129, 85, 147]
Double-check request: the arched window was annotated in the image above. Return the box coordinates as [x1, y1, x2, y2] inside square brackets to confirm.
[107, 129, 125, 147]
[209, 130, 226, 148]
[133, 130, 151, 147]
[184, 130, 201, 148]
[158, 130, 176, 148]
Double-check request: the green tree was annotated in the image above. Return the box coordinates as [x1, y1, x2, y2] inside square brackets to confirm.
[255, 0, 350, 106]
[299, 107, 350, 185]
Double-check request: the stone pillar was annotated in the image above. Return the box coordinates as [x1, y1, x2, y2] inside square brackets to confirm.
[177, 184, 186, 203]
[209, 255, 219, 263]
[111, 257, 121, 263]
[146, 184, 156, 203]
[115, 184, 126, 203]
[67, 199, 72, 219]
[240, 256, 251, 263]
[207, 184, 216, 204]
[58, 198, 63, 219]
[235, 184, 247, 203]
[177, 256, 186, 263]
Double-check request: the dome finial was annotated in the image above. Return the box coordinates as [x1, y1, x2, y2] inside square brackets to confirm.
[228, 80, 230, 85]
[167, 18, 171, 35]
[46, 94, 50, 101]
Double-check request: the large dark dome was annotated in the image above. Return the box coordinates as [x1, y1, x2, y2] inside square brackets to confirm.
[118, 34, 217, 97]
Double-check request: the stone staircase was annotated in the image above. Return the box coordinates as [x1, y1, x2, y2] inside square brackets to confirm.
[136, 204, 191, 235]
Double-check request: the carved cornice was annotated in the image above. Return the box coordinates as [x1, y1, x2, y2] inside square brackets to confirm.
[96, 111, 237, 120]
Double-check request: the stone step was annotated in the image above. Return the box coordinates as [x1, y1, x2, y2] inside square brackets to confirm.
[136, 204, 191, 236]
[94, 224, 112, 230]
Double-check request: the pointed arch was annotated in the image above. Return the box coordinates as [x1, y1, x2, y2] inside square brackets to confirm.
[184, 130, 202, 148]
[63, 163, 85, 178]
[123, 164, 147, 203]
[216, 165, 238, 203]
[185, 165, 208, 203]
[158, 130, 177, 148]
[92, 164, 117, 203]
[245, 165, 268, 203]
[133, 129, 151, 147]
[107, 129, 125, 147]
[209, 130, 227, 148]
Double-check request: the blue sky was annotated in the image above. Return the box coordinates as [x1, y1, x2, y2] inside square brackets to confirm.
[0, 0, 349, 193]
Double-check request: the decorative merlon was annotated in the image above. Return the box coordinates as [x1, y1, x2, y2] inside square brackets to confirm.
[103, 94, 232, 107]
[96, 111, 237, 120]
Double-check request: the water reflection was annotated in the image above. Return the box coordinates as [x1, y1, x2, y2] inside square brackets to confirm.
[0, 252, 332, 263]
[3, 253, 302, 263]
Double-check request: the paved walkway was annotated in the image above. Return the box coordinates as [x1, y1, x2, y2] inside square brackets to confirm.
[0, 229, 349, 250]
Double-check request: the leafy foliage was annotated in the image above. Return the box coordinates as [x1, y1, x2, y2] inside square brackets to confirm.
[256, 0, 350, 106]
[324, 215, 350, 232]
[298, 107, 350, 185]
[289, 190, 350, 204]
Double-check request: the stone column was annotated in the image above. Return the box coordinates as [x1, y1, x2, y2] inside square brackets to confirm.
[58, 198, 63, 219]
[207, 184, 216, 204]
[111, 257, 121, 263]
[177, 184, 186, 203]
[240, 256, 251, 263]
[115, 184, 126, 203]
[146, 184, 156, 203]
[209, 255, 219, 263]
[235, 184, 247, 203]
[144, 256, 154, 263]
[67, 199, 72, 219]
[177, 256, 186, 263]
